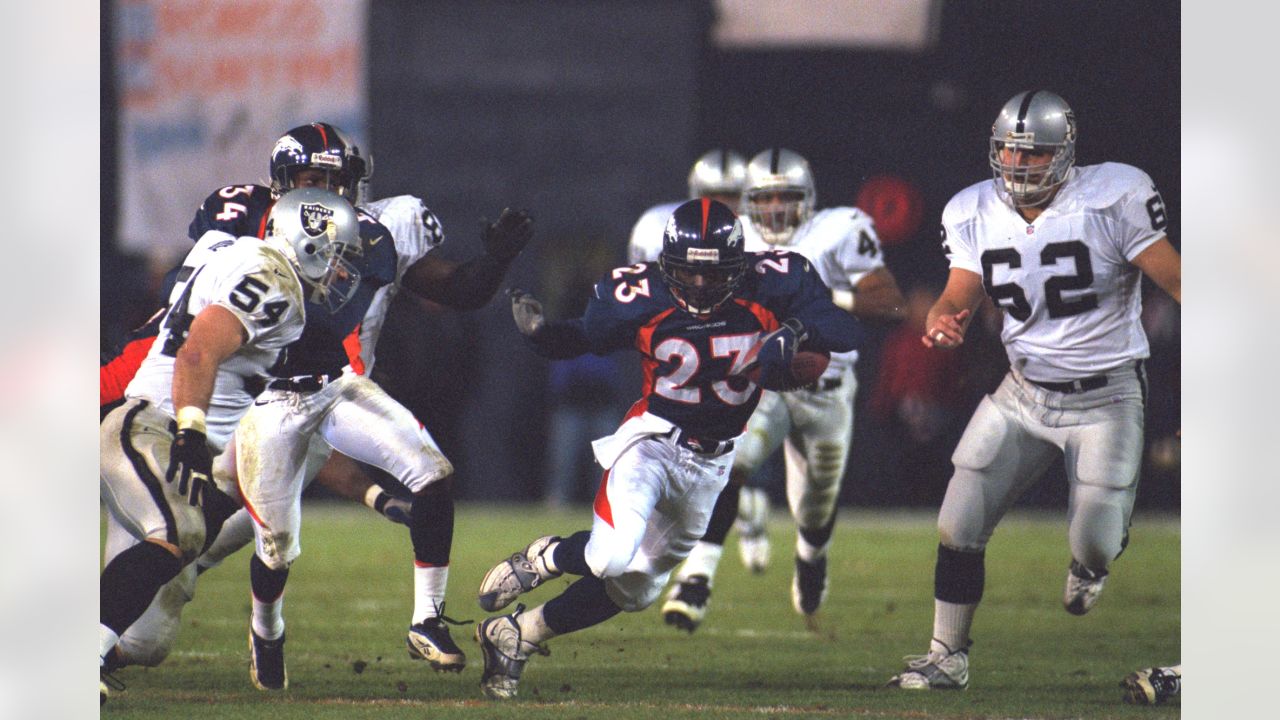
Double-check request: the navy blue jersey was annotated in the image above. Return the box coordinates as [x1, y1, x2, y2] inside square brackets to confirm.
[187, 184, 399, 376]
[188, 184, 277, 241]
[579, 250, 861, 440]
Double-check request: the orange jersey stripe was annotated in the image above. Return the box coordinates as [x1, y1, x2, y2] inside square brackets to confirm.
[593, 467, 614, 528]
[100, 335, 156, 407]
[342, 323, 365, 375]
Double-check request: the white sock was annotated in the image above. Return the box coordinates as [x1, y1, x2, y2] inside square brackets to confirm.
[931, 599, 977, 654]
[795, 534, 829, 563]
[99, 625, 120, 665]
[363, 485, 386, 510]
[676, 541, 723, 584]
[515, 604, 558, 646]
[539, 540, 561, 575]
[251, 593, 285, 640]
[412, 564, 449, 624]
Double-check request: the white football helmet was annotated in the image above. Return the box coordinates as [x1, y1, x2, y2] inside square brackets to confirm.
[743, 148, 816, 245]
[988, 90, 1077, 208]
[265, 187, 362, 313]
[687, 149, 747, 206]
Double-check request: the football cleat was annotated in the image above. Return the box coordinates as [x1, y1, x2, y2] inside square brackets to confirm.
[407, 612, 468, 672]
[249, 630, 287, 690]
[1063, 559, 1108, 615]
[1121, 665, 1181, 705]
[100, 668, 124, 706]
[791, 555, 829, 617]
[475, 606, 549, 700]
[478, 536, 562, 612]
[887, 643, 970, 690]
[661, 574, 711, 633]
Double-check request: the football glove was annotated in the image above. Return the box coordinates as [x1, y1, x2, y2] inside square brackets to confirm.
[749, 318, 808, 391]
[509, 288, 546, 337]
[166, 428, 213, 507]
[481, 208, 534, 262]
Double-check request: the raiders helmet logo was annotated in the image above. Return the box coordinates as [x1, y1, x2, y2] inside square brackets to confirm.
[300, 202, 335, 238]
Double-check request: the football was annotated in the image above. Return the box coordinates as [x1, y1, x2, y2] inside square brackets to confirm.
[745, 349, 830, 390]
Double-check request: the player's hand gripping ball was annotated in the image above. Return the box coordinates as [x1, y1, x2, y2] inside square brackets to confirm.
[742, 319, 830, 391]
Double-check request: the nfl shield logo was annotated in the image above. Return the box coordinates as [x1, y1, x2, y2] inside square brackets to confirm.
[300, 202, 335, 238]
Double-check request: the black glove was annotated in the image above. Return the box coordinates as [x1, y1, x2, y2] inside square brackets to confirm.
[750, 318, 808, 390]
[481, 208, 533, 262]
[166, 428, 213, 507]
[508, 288, 546, 337]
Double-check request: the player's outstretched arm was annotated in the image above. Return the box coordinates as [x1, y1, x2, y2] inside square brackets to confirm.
[923, 268, 984, 349]
[1131, 237, 1181, 304]
[400, 208, 534, 310]
[508, 288, 592, 360]
[842, 267, 907, 322]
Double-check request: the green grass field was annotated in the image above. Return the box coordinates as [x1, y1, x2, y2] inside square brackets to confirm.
[101, 503, 1179, 719]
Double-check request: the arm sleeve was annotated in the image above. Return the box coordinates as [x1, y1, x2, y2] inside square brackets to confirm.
[528, 318, 593, 359]
[1116, 172, 1167, 261]
[423, 252, 512, 310]
[940, 197, 980, 275]
[784, 258, 865, 354]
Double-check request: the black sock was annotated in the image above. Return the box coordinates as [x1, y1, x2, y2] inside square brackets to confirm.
[410, 480, 455, 565]
[550, 530, 592, 576]
[101, 542, 183, 636]
[934, 544, 985, 604]
[700, 482, 740, 545]
[542, 575, 622, 634]
[249, 552, 290, 601]
[798, 510, 838, 551]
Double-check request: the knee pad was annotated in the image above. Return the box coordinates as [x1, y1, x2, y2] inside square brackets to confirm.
[1068, 484, 1134, 570]
[936, 467, 993, 551]
[584, 538, 633, 580]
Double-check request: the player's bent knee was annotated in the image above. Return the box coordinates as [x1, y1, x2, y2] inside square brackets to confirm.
[936, 470, 992, 550]
[254, 537, 295, 572]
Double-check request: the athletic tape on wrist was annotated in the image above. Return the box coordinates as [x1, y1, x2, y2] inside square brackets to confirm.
[832, 288, 856, 312]
[175, 406, 207, 434]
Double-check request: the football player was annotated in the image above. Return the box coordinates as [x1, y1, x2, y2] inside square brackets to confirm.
[626, 148, 748, 265]
[101, 122, 405, 673]
[223, 124, 532, 689]
[99, 188, 358, 703]
[660, 148, 906, 633]
[887, 90, 1181, 690]
[471, 198, 864, 699]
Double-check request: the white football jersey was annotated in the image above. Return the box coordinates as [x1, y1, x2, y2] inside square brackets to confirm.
[743, 206, 885, 373]
[356, 195, 445, 374]
[627, 200, 682, 264]
[126, 231, 307, 451]
[942, 162, 1166, 381]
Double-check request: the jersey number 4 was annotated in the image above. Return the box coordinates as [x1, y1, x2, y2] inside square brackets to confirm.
[981, 240, 1096, 321]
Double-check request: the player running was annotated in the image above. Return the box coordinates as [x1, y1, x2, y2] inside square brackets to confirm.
[471, 198, 864, 699]
[887, 90, 1181, 690]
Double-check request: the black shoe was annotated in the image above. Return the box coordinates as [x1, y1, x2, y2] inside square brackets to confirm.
[791, 555, 828, 616]
[249, 630, 287, 690]
[408, 616, 467, 672]
[661, 575, 711, 633]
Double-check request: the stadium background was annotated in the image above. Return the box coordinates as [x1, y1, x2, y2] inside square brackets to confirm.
[99, 0, 1180, 510]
